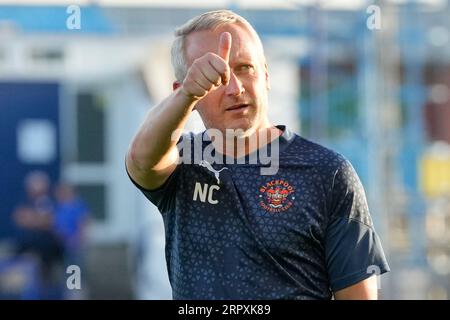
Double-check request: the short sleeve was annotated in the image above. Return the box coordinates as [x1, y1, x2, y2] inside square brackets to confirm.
[325, 157, 390, 292]
[126, 163, 181, 214]
[125, 133, 195, 214]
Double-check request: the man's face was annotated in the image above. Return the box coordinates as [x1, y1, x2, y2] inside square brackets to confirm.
[184, 23, 270, 135]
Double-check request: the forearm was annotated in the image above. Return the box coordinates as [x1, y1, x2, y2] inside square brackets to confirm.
[127, 87, 197, 171]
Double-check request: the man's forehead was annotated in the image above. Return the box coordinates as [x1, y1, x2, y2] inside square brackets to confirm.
[184, 24, 260, 62]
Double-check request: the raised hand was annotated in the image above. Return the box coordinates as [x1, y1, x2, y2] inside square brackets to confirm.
[181, 32, 232, 100]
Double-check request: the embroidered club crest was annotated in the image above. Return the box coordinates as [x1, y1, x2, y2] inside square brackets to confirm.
[258, 179, 295, 212]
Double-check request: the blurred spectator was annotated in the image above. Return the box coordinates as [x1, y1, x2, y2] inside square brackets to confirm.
[54, 182, 90, 267]
[12, 171, 64, 299]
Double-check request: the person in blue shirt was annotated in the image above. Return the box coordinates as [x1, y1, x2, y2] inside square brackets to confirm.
[53, 182, 90, 300]
[53, 183, 89, 264]
[126, 9, 389, 299]
[54, 182, 89, 267]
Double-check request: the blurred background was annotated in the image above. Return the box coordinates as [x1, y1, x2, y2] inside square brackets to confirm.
[0, 0, 449, 300]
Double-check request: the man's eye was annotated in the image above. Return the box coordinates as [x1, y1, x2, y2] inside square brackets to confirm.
[237, 65, 254, 72]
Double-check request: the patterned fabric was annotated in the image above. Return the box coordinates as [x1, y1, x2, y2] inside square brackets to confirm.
[128, 125, 390, 299]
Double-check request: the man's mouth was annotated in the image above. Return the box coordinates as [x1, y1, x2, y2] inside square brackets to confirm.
[225, 103, 250, 111]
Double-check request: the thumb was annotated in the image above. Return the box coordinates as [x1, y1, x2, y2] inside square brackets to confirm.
[217, 32, 231, 62]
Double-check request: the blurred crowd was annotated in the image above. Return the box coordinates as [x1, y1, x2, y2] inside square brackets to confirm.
[1, 171, 89, 299]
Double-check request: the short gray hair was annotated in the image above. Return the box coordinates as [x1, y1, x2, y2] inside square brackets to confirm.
[171, 10, 263, 82]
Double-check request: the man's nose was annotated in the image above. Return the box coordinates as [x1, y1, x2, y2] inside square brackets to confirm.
[224, 72, 245, 96]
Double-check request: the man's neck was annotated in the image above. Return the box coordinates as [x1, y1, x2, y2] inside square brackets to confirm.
[212, 124, 282, 159]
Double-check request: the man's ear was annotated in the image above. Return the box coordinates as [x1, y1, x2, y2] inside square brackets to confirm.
[173, 81, 181, 91]
[264, 62, 271, 90]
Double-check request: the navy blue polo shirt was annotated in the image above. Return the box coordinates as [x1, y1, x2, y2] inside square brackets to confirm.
[127, 125, 390, 299]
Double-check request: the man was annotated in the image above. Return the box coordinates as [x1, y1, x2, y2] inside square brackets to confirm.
[126, 10, 389, 300]
[13, 171, 64, 299]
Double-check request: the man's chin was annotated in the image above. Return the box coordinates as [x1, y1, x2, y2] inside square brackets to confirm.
[224, 121, 255, 138]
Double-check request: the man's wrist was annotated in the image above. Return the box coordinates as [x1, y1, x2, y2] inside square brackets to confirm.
[177, 86, 201, 106]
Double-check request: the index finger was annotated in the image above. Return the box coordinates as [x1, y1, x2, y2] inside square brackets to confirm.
[217, 32, 232, 62]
